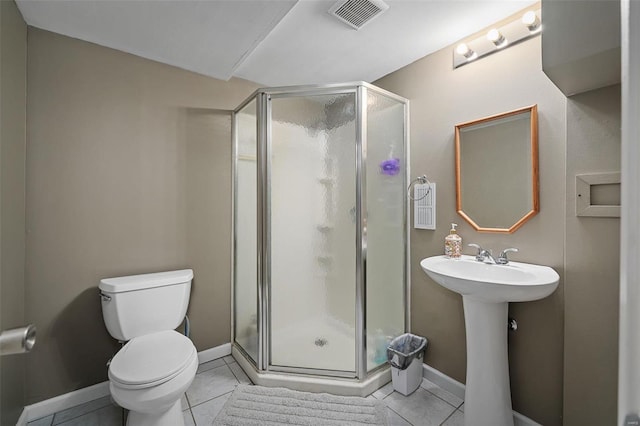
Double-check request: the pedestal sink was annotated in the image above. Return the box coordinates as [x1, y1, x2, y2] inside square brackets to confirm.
[420, 255, 559, 426]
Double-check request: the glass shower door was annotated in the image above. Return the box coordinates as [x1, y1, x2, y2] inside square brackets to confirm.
[268, 92, 357, 374]
[234, 98, 259, 363]
[365, 90, 407, 371]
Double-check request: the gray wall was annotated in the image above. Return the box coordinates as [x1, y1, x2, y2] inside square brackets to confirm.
[0, 1, 27, 424]
[375, 25, 567, 426]
[376, 11, 622, 426]
[25, 28, 258, 403]
[541, 0, 620, 96]
[13, 8, 622, 423]
[564, 84, 620, 425]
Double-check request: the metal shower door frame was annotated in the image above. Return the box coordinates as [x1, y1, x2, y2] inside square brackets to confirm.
[262, 87, 360, 379]
[232, 82, 410, 382]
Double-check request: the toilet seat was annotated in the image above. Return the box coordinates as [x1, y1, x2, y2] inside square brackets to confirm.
[109, 330, 196, 390]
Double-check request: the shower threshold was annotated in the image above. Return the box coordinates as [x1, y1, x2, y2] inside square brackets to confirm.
[231, 344, 391, 397]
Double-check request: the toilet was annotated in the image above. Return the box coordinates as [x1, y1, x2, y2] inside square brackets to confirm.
[99, 269, 198, 426]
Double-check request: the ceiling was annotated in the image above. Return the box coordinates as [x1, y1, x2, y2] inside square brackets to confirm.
[16, 0, 537, 87]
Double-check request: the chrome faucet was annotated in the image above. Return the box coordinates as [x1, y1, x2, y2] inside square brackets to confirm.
[498, 248, 519, 264]
[468, 244, 518, 265]
[468, 244, 498, 263]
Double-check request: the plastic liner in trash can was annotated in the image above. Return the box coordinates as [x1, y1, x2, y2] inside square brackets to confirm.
[386, 333, 428, 370]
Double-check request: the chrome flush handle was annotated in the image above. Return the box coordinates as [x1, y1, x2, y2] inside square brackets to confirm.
[99, 290, 111, 302]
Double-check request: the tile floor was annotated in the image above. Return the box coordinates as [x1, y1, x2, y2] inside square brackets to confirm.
[27, 354, 465, 426]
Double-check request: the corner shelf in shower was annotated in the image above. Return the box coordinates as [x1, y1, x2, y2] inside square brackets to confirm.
[318, 177, 336, 186]
[316, 254, 333, 264]
[315, 272, 335, 280]
[236, 154, 257, 162]
[317, 224, 334, 232]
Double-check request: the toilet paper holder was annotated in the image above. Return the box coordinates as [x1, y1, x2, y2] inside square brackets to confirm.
[0, 324, 36, 356]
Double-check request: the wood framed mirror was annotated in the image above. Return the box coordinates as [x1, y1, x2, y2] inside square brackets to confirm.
[455, 105, 539, 233]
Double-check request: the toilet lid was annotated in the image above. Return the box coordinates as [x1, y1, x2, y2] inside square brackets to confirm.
[109, 330, 196, 387]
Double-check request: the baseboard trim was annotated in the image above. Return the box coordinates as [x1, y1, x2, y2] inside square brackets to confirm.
[18, 342, 232, 425]
[16, 407, 28, 426]
[18, 346, 542, 426]
[421, 362, 465, 399]
[18, 381, 111, 425]
[422, 363, 542, 426]
[513, 411, 543, 426]
[197, 342, 231, 364]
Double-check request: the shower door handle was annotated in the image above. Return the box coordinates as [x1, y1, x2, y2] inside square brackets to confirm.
[349, 206, 356, 223]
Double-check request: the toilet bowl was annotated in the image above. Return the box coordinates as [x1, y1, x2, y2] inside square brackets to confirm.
[99, 269, 196, 426]
[108, 330, 197, 426]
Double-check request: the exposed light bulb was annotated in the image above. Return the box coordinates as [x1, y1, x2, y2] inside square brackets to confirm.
[487, 28, 507, 47]
[522, 11, 541, 32]
[455, 43, 476, 60]
[453, 9, 541, 69]
[522, 11, 537, 25]
[455, 43, 469, 55]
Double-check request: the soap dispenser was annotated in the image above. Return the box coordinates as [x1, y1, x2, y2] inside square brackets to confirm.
[445, 223, 462, 259]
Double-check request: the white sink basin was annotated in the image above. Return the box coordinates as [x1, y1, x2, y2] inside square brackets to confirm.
[420, 255, 559, 302]
[420, 255, 559, 426]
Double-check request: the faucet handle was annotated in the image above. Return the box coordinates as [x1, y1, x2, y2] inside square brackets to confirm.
[468, 244, 485, 261]
[498, 248, 518, 264]
[468, 243, 482, 253]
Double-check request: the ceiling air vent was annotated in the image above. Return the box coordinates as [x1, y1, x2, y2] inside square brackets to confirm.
[329, 0, 389, 30]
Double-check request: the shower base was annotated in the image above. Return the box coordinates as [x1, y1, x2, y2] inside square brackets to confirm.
[271, 316, 356, 372]
[237, 316, 388, 373]
[232, 343, 391, 397]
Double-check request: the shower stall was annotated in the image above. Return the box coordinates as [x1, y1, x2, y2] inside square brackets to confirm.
[232, 82, 409, 395]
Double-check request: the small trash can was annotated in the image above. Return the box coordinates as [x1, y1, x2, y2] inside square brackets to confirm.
[387, 333, 428, 396]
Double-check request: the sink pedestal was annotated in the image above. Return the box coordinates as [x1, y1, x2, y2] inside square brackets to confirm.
[463, 297, 514, 426]
[420, 255, 560, 426]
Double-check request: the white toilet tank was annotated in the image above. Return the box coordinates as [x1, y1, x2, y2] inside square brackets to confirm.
[99, 269, 193, 341]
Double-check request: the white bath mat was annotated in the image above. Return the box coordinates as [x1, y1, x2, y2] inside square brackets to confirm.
[213, 385, 388, 425]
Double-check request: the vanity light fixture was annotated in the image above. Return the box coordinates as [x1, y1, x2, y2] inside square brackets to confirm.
[456, 43, 477, 60]
[522, 11, 541, 32]
[453, 8, 541, 69]
[487, 28, 507, 47]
